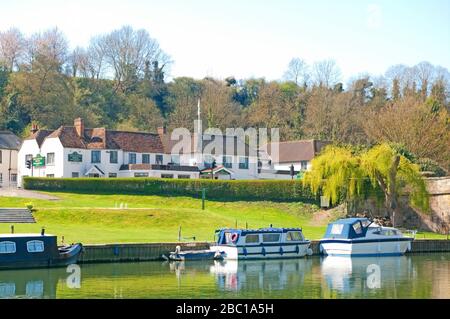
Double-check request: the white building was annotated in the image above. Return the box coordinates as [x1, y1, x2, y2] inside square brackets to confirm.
[258, 140, 329, 179]
[17, 118, 259, 186]
[0, 131, 21, 188]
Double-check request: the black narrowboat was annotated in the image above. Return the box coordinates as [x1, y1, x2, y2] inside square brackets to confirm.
[0, 233, 82, 270]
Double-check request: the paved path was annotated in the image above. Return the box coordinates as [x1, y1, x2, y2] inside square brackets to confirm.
[0, 188, 60, 200]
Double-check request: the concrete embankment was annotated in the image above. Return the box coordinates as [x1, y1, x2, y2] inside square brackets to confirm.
[78, 239, 450, 263]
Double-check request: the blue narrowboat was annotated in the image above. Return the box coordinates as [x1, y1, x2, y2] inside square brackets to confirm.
[0, 233, 82, 270]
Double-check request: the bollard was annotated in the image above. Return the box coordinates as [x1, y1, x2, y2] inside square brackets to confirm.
[11, 225, 14, 234]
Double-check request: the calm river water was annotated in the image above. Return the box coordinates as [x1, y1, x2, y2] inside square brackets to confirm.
[1, 253, 450, 298]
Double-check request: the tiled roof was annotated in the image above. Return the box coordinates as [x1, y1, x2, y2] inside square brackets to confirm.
[25, 130, 53, 148]
[43, 126, 164, 153]
[161, 133, 253, 156]
[0, 131, 21, 150]
[265, 140, 330, 163]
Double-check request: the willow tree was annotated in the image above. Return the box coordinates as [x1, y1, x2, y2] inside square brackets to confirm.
[303, 143, 429, 226]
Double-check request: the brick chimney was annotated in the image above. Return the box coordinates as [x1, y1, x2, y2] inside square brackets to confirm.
[30, 123, 39, 134]
[74, 118, 84, 138]
[157, 126, 167, 135]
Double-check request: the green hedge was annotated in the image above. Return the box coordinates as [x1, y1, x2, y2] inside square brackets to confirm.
[23, 177, 317, 202]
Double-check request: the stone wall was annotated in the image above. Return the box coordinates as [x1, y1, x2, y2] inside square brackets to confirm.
[352, 177, 450, 233]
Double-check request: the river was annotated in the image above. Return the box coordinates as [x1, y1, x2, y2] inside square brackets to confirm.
[1, 253, 449, 298]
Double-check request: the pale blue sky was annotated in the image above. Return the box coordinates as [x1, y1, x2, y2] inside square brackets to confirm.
[0, 0, 449, 81]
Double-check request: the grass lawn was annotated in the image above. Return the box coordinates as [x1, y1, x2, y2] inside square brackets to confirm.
[1, 192, 447, 244]
[0, 192, 331, 244]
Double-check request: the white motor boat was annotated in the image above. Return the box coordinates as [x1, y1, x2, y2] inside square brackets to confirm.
[319, 218, 413, 257]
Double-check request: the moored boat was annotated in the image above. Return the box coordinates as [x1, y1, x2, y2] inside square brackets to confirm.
[0, 233, 82, 270]
[163, 245, 224, 261]
[210, 226, 313, 260]
[319, 218, 413, 257]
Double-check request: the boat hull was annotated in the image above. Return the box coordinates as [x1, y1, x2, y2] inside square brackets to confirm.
[210, 242, 312, 260]
[166, 250, 224, 261]
[320, 239, 412, 257]
[0, 243, 83, 270]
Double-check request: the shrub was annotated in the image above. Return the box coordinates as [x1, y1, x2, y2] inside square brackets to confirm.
[23, 177, 317, 202]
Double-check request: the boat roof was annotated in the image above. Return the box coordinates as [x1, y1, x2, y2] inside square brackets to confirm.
[215, 227, 302, 234]
[330, 218, 370, 225]
[0, 233, 56, 238]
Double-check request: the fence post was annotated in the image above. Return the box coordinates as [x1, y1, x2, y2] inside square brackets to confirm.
[202, 188, 206, 210]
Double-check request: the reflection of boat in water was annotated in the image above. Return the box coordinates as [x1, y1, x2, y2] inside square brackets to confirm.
[0, 267, 67, 298]
[209, 258, 313, 292]
[210, 227, 313, 260]
[320, 218, 413, 256]
[321, 255, 413, 293]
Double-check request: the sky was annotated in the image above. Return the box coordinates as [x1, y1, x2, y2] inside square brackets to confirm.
[0, 0, 449, 82]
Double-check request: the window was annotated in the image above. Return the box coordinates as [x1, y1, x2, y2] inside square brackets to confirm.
[171, 155, 180, 165]
[245, 234, 260, 244]
[0, 173, 2, 184]
[134, 173, 149, 177]
[72, 172, 79, 178]
[300, 161, 308, 170]
[27, 240, 44, 253]
[203, 155, 214, 168]
[239, 157, 249, 169]
[352, 222, 362, 234]
[178, 175, 190, 179]
[91, 151, 101, 163]
[109, 151, 118, 164]
[129, 153, 136, 164]
[286, 231, 304, 241]
[156, 154, 163, 165]
[109, 173, 117, 178]
[46, 153, 55, 165]
[0, 150, 2, 163]
[262, 233, 280, 243]
[161, 174, 174, 178]
[0, 241, 16, 254]
[331, 224, 344, 235]
[223, 156, 232, 168]
[10, 174, 17, 183]
[142, 154, 150, 164]
[46, 174, 54, 178]
[26, 281, 44, 297]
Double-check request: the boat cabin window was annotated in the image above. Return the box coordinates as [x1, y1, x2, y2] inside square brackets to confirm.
[330, 224, 344, 235]
[380, 229, 399, 236]
[361, 220, 371, 227]
[352, 222, 363, 234]
[224, 232, 234, 244]
[245, 234, 260, 244]
[27, 240, 45, 253]
[0, 241, 16, 254]
[262, 233, 280, 243]
[286, 231, 304, 241]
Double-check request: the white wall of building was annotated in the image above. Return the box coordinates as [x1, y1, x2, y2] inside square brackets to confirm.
[0, 148, 18, 187]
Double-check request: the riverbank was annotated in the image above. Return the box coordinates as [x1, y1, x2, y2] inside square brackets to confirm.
[1, 191, 447, 243]
[77, 239, 450, 263]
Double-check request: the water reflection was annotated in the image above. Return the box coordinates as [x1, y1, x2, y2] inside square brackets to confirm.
[321, 256, 414, 294]
[209, 259, 313, 292]
[0, 254, 449, 298]
[0, 268, 64, 299]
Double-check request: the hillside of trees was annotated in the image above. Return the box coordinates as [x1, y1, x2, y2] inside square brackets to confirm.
[0, 26, 449, 172]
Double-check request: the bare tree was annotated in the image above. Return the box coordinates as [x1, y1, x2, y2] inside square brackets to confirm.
[0, 28, 26, 71]
[312, 59, 341, 88]
[27, 27, 69, 72]
[98, 25, 170, 91]
[413, 61, 435, 99]
[283, 57, 310, 86]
